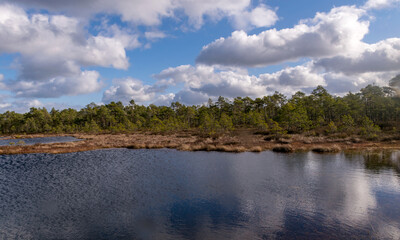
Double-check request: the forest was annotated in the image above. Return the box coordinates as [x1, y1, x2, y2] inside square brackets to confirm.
[1, 84, 400, 139]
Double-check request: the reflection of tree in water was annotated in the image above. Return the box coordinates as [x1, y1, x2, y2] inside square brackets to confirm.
[362, 151, 400, 174]
[168, 198, 248, 239]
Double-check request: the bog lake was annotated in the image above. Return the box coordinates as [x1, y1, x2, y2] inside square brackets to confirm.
[0, 146, 399, 239]
[0, 136, 80, 146]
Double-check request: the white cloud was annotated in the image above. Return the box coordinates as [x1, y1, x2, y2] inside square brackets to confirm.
[172, 90, 210, 105]
[0, 5, 132, 69]
[104, 65, 272, 106]
[152, 93, 175, 106]
[2, 0, 399, 109]
[231, 4, 278, 30]
[363, 0, 400, 9]
[145, 31, 167, 41]
[154, 65, 265, 98]
[321, 71, 395, 95]
[153, 61, 398, 105]
[0, 94, 12, 111]
[0, 97, 84, 113]
[197, 6, 369, 67]
[314, 38, 400, 75]
[0, 4, 135, 98]
[10, 0, 278, 29]
[176, 0, 250, 28]
[9, 0, 173, 26]
[310, 37, 400, 94]
[154, 64, 326, 102]
[102, 78, 161, 104]
[101, 24, 141, 50]
[102, 58, 398, 107]
[5, 71, 103, 98]
[259, 64, 326, 90]
[0, 103, 11, 110]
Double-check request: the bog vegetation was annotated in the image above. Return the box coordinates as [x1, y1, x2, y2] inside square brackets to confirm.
[1, 85, 400, 139]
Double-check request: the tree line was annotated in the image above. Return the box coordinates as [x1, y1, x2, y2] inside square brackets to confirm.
[1, 85, 399, 138]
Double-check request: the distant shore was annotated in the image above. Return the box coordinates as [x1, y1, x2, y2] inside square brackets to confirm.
[0, 130, 399, 155]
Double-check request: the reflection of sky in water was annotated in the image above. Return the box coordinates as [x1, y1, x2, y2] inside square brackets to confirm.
[0, 149, 399, 239]
[0, 136, 80, 146]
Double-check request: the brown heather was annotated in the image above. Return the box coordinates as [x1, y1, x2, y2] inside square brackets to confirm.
[0, 131, 399, 155]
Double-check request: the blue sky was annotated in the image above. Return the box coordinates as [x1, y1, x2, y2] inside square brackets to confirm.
[0, 0, 399, 112]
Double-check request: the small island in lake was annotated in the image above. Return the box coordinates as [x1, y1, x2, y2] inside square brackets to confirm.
[1, 85, 399, 155]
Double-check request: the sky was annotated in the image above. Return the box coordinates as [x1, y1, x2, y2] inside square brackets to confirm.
[0, 0, 399, 112]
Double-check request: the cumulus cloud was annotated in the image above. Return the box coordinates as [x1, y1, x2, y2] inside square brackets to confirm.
[0, 93, 12, 111]
[9, 0, 278, 29]
[101, 58, 398, 107]
[145, 31, 167, 41]
[2, 0, 399, 109]
[363, 0, 400, 9]
[154, 64, 327, 101]
[9, 0, 174, 26]
[0, 4, 135, 98]
[259, 64, 325, 90]
[103, 65, 271, 106]
[197, 6, 369, 67]
[151, 93, 175, 106]
[102, 78, 162, 104]
[5, 71, 103, 98]
[172, 90, 210, 106]
[0, 97, 83, 113]
[100, 0, 400, 107]
[183, 3, 400, 101]
[230, 4, 278, 30]
[153, 62, 398, 104]
[100, 24, 141, 50]
[321, 71, 395, 95]
[0, 5, 132, 69]
[155, 65, 266, 98]
[309, 37, 400, 94]
[314, 38, 400, 75]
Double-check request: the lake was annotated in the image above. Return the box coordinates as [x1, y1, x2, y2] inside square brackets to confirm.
[0, 149, 399, 239]
[0, 136, 81, 146]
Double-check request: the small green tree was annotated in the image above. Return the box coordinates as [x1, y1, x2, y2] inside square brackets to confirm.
[325, 121, 337, 135]
[163, 117, 179, 131]
[247, 111, 268, 130]
[280, 103, 311, 133]
[339, 115, 356, 134]
[83, 120, 102, 133]
[268, 119, 286, 135]
[149, 116, 165, 132]
[200, 112, 220, 135]
[219, 113, 234, 131]
[360, 117, 381, 139]
[23, 118, 38, 133]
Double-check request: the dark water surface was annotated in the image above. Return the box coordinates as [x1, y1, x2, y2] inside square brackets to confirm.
[0, 149, 399, 239]
[0, 136, 80, 146]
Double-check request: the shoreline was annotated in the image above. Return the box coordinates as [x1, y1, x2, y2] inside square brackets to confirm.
[0, 131, 399, 155]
